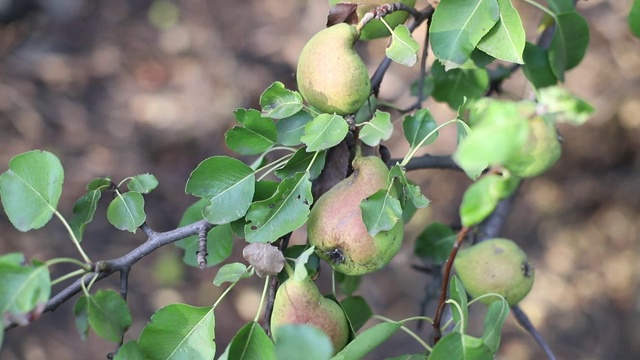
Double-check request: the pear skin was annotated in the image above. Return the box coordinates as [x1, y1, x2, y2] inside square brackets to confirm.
[504, 117, 561, 178]
[271, 275, 349, 353]
[307, 154, 404, 275]
[296, 23, 371, 115]
[454, 238, 534, 306]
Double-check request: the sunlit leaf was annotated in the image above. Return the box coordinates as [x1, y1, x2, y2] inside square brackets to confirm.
[359, 111, 393, 147]
[213, 262, 250, 286]
[386, 25, 420, 67]
[260, 81, 304, 119]
[127, 173, 158, 193]
[477, 0, 525, 63]
[301, 113, 349, 152]
[107, 191, 146, 232]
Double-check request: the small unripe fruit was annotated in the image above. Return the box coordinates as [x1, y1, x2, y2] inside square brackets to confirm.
[454, 238, 534, 306]
[504, 117, 561, 178]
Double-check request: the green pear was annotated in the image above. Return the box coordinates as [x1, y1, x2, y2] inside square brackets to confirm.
[307, 152, 404, 275]
[271, 274, 349, 353]
[328, 0, 416, 40]
[296, 23, 371, 115]
[454, 238, 534, 306]
[503, 117, 561, 178]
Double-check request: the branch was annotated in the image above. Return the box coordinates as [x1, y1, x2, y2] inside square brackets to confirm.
[511, 305, 557, 360]
[5, 219, 214, 331]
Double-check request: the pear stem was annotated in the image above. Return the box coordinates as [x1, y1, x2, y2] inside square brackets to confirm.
[254, 275, 271, 323]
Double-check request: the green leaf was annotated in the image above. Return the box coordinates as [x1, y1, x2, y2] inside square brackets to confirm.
[138, 304, 215, 359]
[244, 172, 312, 243]
[386, 25, 420, 67]
[226, 109, 278, 155]
[275, 324, 332, 360]
[449, 276, 469, 333]
[459, 174, 519, 227]
[127, 173, 158, 193]
[548, 11, 590, 81]
[335, 272, 362, 297]
[482, 299, 509, 354]
[213, 262, 250, 286]
[85, 290, 132, 343]
[547, 0, 575, 15]
[340, 296, 372, 333]
[293, 246, 317, 282]
[428, 333, 493, 360]
[114, 341, 144, 360]
[430, 0, 500, 69]
[260, 81, 304, 119]
[74, 296, 90, 341]
[332, 322, 402, 360]
[522, 42, 557, 89]
[402, 108, 438, 149]
[87, 178, 111, 191]
[176, 201, 234, 267]
[227, 321, 276, 360]
[275, 148, 327, 181]
[360, 189, 403, 236]
[414, 222, 455, 264]
[276, 110, 313, 146]
[0, 256, 51, 326]
[389, 165, 429, 209]
[185, 156, 256, 225]
[107, 191, 146, 232]
[410, 76, 435, 99]
[301, 113, 349, 152]
[0, 150, 64, 231]
[385, 355, 427, 360]
[477, 0, 525, 63]
[537, 86, 594, 125]
[359, 111, 393, 147]
[630, 0, 640, 38]
[431, 61, 489, 109]
[69, 189, 101, 242]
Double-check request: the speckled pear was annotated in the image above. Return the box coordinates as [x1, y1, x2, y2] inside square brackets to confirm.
[271, 274, 349, 353]
[296, 23, 371, 115]
[307, 153, 403, 275]
[454, 238, 535, 306]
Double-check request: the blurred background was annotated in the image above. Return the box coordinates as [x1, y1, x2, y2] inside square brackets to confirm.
[1, 0, 639, 359]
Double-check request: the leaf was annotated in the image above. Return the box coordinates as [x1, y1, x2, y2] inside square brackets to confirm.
[428, 333, 493, 360]
[459, 174, 519, 227]
[69, 189, 101, 242]
[213, 262, 250, 286]
[0, 150, 64, 231]
[332, 322, 402, 360]
[107, 191, 146, 232]
[537, 86, 594, 125]
[275, 148, 327, 181]
[301, 113, 349, 152]
[226, 109, 278, 155]
[185, 156, 255, 225]
[402, 108, 438, 149]
[244, 172, 312, 243]
[431, 61, 489, 109]
[275, 324, 333, 360]
[477, 0, 525, 64]
[481, 298, 509, 353]
[359, 111, 393, 147]
[631, 0, 640, 38]
[227, 321, 276, 360]
[276, 110, 313, 146]
[0, 256, 51, 326]
[176, 200, 234, 267]
[414, 222, 455, 264]
[138, 304, 215, 359]
[85, 290, 132, 343]
[335, 272, 362, 297]
[522, 42, 557, 89]
[340, 296, 372, 333]
[293, 246, 317, 282]
[548, 11, 590, 81]
[127, 173, 158, 193]
[74, 296, 90, 341]
[260, 81, 304, 119]
[389, 165, 429, 209]
[430, 0, 500, 69]
[386, 25, 420, 67]
[410, 76, 435, 99]
[87, 177, 111, 190]
[449, 276, 469, 333]
[360, 189, 403, 236]
[114, 341, 144, 360]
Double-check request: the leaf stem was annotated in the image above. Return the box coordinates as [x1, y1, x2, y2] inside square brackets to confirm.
[256, 153, 293, 181]
[212, 277, 240, 310]
[400, 118, 463, 167]
[45, 257, 91, 270]
[254, 275, 271, 323]
[53, 210, 92, 264]
[522, 0, 556, 19]
[372, 314, 433, 352]
[51, 269, 87, 286]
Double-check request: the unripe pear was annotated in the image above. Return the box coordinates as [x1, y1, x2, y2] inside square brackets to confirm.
[328, 0, 416, 40]
[307, 153, 404, 275]
[296, 23, 371, 115]
[271, 274, 349, 353]
[454, 238, 534, 306]
[504, 117, 561, 178]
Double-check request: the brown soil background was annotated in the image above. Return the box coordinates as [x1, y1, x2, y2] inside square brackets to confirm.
[1, 0, 639, 359]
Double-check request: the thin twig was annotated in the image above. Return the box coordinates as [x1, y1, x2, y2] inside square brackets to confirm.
[197, 224, 209, 269]
[511, 305, 557, 360]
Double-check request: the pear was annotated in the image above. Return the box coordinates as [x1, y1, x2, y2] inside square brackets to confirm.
[328, 0, 416, 40]
[307, 152, 404, 275]
[271, 274, 349, 353]
[503, 117, 561, 178]
[296, 23, 371, 115]
[454, 238, 534, 306]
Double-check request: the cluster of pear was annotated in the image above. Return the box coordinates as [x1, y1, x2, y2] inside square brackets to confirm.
[454, 238, 535, 306]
